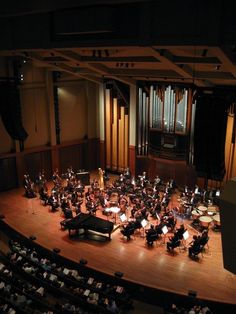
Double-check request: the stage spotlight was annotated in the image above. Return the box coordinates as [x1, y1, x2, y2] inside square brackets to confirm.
[114, 271, 123, 278]
[79, 258, 88, 265]
[53, 248, 61, 254]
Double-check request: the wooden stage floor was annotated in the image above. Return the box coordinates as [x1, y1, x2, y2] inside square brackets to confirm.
[0, 184, 236, 305]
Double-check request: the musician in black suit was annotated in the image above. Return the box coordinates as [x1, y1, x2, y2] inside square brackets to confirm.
[145, 225, 158, 246]
[188, 235, 201, 257]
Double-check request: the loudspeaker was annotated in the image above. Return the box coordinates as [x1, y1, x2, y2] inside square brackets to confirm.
[79, 259, 88, 265]
[220, 178, 236, 275]
[53, 248, 61, 254]
[188, 290, 197, 297]
[114, 271, 124, 278]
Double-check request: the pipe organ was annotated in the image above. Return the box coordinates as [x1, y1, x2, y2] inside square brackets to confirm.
[105, 87, 129, 172]
[138, 84, 196, 161]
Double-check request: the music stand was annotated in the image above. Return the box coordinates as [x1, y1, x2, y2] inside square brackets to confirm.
[156, 213, 160, 220]
[141, 219, 148, 228]
[120, 214, 127, 223]
[183, 230, 189, 240]
[162, 225, 168, 244]
[141, 219, 148, 237]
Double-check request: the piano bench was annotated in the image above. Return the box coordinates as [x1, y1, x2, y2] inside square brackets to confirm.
[60, 219, 71, 230]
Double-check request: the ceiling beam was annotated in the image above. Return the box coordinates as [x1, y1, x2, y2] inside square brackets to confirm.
[144, 47, 210, 87]
[54, 49, 136, 86]
[210, 47, 236, 79]
[25, 52, 102, 84]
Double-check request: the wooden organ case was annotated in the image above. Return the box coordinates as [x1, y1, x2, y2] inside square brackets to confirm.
[137, 84, 196, 162]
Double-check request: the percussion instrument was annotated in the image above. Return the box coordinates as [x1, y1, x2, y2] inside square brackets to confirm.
[208, 206, 218, 213]
[192, 209, 202, 220]
[199, 216, 212, 228]
[198, 205, 208, 213]
[213, 214, 221, 226]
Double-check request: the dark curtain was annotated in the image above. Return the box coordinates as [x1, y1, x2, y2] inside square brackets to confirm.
[194, 94, 229, 181]
[0, 82, 28, 141]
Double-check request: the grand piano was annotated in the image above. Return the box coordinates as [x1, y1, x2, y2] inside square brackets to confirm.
[63, 213, 114, 240]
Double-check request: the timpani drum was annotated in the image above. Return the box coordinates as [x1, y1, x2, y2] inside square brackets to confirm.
[199, 216, 212, 228]
[192, 210, 202, 220]
[213, 214, 221, 227]
[198, 205, 208, 213]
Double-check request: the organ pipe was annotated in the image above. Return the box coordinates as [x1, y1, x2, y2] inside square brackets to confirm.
[105, 89, 129, 171]
[112, 98, 118, 170]
[137, 84, 195, 156]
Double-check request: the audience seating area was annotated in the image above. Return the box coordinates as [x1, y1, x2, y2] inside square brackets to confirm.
[0, 220, 133, 314]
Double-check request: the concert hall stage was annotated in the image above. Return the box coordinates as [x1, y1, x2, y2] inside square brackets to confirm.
[0, 186, 235, 306]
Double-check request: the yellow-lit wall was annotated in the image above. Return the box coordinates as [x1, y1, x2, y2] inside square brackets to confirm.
[0, 60, 99, 153]
[225, 113, 236, 180]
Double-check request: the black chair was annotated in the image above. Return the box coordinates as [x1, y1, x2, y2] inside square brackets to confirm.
[121, 227, 135, 241]
[191, 246, 204, 259]
[167, 238, 181, 253]
[146, 232, 159, 246]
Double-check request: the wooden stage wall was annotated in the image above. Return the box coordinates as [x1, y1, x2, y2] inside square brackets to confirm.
[0, 138, 100, 191]
[136, 155, 197, 187]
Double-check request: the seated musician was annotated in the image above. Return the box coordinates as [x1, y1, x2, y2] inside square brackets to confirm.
[175, 224, 186, 240]
[145, 225, 158, 246]
[166, 212, 176, 231]
[39, 186, 49, 205]
[199, 229, 209, 247]
[155, 220, 166, 236]
[150, 199, 161, 217]
[124, 167, 131, 179]
[74, 198, 83, 215]
[120, 221, 135, 240]
[63, 206, 73, 219]
[166, 233, 181, 252]
[188, 235, 201, 258]
[23, 174, 36, 198]
[52, 168, 60, 184]
[154, 175, 162, 186]
[48, 193, 59, 211]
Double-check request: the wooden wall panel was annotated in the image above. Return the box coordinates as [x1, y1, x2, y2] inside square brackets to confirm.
[105, 89, 111, 168]
[0, 157, 18, 191]
[136, 156, 197, 187]
[24, 150, 52, 181]
[59, 144, 84, 174]
[87, 138, 100, 171]
[129, 145, 136, 176]
[100, 140, 105, 169]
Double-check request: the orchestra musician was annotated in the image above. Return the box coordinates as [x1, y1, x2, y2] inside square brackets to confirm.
[23, 174, 36, 198]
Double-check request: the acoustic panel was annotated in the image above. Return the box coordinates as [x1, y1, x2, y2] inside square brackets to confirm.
[220, 178, 236, 275]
